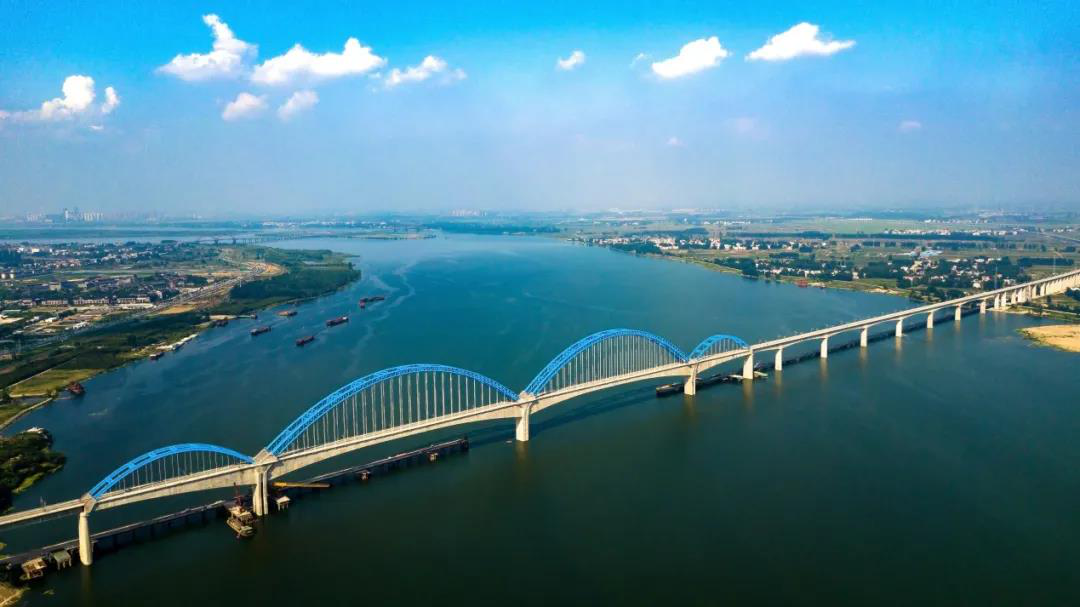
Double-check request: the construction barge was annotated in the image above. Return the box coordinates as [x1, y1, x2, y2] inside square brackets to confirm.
[0, 438, 470, 578]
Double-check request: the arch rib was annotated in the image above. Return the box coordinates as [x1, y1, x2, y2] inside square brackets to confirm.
[265, 364, 518, 456]
[689, 334, 749, 360]
[88, 443, 253, 499]
[524, 328, 688, 395]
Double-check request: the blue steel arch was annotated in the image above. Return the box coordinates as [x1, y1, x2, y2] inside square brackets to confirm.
[688, 334, 750, 360]
[265, 364, 518, 456]
[88, 443, 254, 499]
[524, 329, 689, 395]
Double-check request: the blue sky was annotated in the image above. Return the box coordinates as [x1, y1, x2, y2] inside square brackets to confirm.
[1, 0, 1078, 215]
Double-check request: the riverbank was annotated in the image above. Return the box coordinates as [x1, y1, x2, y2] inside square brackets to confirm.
[1020, 324, 1080, 353]
[0, 246, 360, 426]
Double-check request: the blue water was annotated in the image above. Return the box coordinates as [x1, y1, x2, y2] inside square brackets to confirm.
[5, 235, 1078, 605]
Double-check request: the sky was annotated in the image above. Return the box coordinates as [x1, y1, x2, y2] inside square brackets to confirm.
[1, 0, 1078, 215]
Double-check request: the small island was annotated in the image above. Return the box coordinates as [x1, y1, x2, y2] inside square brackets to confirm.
[0, 428, 65, 512]
[1021, 325, 1080, 353]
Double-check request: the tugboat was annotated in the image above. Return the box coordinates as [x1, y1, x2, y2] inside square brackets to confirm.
[277, 309, 297, 317]
[326, 316, 349, 327]
[66, 382, 86, 397]
[296, 335, 315, 347]
[250, 326, 271, 336]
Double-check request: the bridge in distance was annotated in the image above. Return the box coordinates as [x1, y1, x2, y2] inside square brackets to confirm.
[2, 268, 1078, 566]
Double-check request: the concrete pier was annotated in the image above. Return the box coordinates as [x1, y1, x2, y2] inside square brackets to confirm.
[926, 312, 934, 329]
[774, 348, 783, 371]
[78, 512, 92, 566]
[515, 404, 531, 441]
[742, 352, 754, 380]
[684, 365, 697, 395]
[820, 337, 829, 359]
[860, 327, 868, 348]
[895, 319, 904, 337]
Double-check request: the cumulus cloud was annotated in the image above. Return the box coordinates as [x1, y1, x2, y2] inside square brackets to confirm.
[101, 87, 120, 115]
[898, 119, 923, 133]
[384, 56, 466, 88]
[158, 14, 255, 81]
[0, 75, 120, 124]
[39, 75, 97, 119]
[222, 92, 267, 120]
[277, 90, 318, 121]
[651, 37, 730, 79]
[556, 50, 586, 71]
[252, 38, 385, 86]
[747, 22, 855, 61]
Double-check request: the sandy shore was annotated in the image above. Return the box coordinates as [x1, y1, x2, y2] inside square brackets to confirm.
[1021, 324, 1080, 353]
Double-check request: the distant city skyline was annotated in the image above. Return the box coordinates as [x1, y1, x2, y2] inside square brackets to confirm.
[1, 0, 1077, 213]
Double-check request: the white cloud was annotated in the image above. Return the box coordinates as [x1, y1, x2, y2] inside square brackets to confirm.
[222, 92, 267, 121]
[40, 75, 96, 120]
[898, 119, 923, 133]
[556, 50, 586, 71]
[252, 38, 385, 86]
[1, 75, 120, 124]
[747, 22, 855, 61]
[666, 136, 684, 147]
[651, 37, 730, 79]
[101, 86, 120, 115]
[277, 90, 319, 121]
[630, 52, 650, 67]
[384, 55, 466, 88]
[158, 14, 256, 81]
[89, 124, 105, 131]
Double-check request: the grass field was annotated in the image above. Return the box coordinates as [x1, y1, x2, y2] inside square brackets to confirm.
[8, 368, 97, 397]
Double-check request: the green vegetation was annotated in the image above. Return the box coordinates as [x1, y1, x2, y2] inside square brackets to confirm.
[1, 312, 204, 401]
[0, 245, 359, 419]
[210, 247, 359, 315]
[0, 429, 65, 511]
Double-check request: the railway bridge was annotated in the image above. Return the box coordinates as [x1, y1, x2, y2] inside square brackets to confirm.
[2, 267, 1078, 566]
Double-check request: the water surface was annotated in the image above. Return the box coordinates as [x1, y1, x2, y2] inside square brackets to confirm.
[6, 235, 1078, 605]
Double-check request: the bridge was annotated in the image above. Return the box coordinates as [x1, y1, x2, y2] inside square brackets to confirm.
[2, 268, 1078, 567]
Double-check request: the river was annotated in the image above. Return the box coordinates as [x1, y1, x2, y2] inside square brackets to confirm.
[5, 235, 1079, 605]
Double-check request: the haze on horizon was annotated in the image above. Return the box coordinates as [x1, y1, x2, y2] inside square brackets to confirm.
[1, 0, 1078, 216]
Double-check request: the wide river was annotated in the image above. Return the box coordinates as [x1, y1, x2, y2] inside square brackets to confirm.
[5, 235, 1079, 605]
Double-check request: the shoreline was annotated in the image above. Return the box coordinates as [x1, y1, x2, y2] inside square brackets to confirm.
[0, 397, 54, 433]
[607, 247, 1080, 320]
[1020, 324, 1080, 353]
[1, 247, 362, 431]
